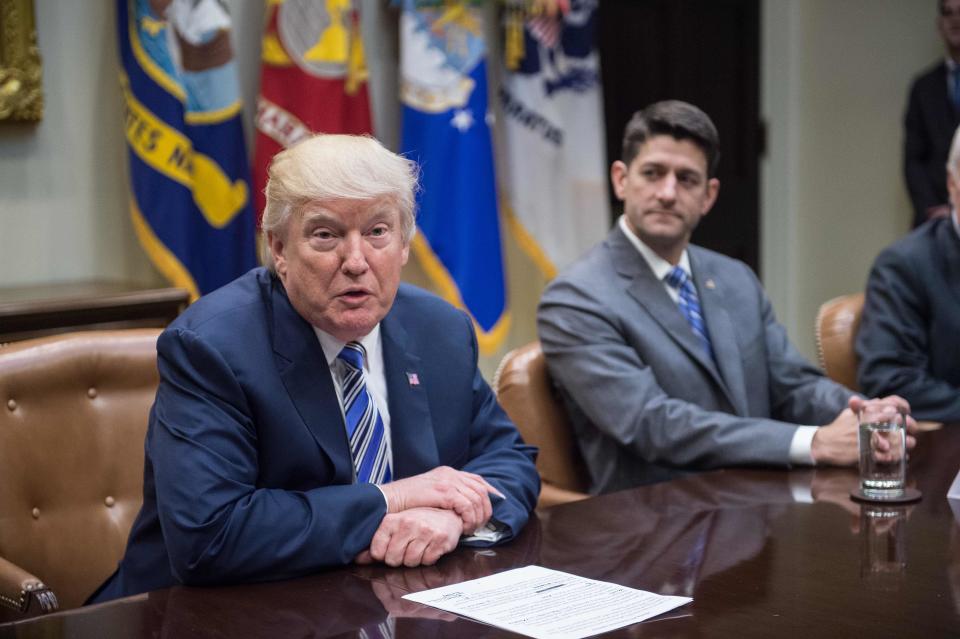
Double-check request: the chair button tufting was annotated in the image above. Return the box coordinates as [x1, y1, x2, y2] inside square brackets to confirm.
[104, 496, 115, 507]
[87, 387, 97, 399]
[6, 399, 15, 411]
[31, 507, 40, 519]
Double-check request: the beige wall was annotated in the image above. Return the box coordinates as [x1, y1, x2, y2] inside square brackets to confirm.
[761, 0, 942, 360]
[0, 0, 945, 376]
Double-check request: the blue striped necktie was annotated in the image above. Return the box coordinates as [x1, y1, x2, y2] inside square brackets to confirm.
[337, 342, 392, 484]
[664, 266, 714, 359]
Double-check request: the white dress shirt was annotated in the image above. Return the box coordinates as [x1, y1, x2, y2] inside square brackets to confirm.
[618, 216, 818, 465]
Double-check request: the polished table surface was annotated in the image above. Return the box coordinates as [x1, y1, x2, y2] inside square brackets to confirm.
[3, 427, 959, 638]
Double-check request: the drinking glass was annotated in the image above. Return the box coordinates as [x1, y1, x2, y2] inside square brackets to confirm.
[857, 400, 907, 500]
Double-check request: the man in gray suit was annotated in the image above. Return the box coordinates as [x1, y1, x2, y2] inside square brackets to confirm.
[538, 101, 912, 493]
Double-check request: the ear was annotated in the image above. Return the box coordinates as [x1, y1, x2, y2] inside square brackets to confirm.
[701, 177, 721, 216]
[610, 160, 629, 201]
[948, 170, 960, 210]
[401, 243, 410, 266]
[267, 230, 287, 277]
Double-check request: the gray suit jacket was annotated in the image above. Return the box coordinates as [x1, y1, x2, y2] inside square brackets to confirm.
[537, 226, 852, 492]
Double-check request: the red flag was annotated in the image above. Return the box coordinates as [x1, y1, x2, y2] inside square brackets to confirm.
[252, 0, 373, 225]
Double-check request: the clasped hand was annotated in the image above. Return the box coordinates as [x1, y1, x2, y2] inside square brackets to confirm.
[811, 395, 918, 466]
[356, 466, 503, 567]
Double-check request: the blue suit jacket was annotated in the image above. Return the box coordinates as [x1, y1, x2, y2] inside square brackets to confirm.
[90, 269, 539, 602]
[856, 217, 960, 421]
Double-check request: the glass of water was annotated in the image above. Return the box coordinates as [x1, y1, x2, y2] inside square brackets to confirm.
[857, 400, 907, 500]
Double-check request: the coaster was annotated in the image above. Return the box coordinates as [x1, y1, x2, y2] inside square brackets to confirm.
[849, 487, 923, 504]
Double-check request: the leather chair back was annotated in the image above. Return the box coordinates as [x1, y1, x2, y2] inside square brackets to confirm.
[494, 342, 589, 508]
[0, 329, 160, 618]
[815, 293, 865, 391]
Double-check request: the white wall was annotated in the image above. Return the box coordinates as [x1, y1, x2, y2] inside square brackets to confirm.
[761, 0, 942, 360]
[0, 0, 945, 370]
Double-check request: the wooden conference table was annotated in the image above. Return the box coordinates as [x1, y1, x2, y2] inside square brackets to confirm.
[3, 427, 958, 638]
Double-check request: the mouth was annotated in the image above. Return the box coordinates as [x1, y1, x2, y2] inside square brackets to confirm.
[337, 288, 373, 304]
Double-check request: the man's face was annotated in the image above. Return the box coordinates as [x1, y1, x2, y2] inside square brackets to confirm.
[940, 0, 960, 51]
[269, 198, 409, 342]
[611, 134, 719, 261]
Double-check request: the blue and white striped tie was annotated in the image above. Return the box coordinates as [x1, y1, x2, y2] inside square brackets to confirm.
[664, 266, 714, 360]
[338, 342, 392, 484]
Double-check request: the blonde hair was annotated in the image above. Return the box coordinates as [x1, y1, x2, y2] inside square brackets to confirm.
[260, 134, 418, 268]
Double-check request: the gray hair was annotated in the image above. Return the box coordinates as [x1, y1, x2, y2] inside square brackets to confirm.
[260, 134, 419, 269]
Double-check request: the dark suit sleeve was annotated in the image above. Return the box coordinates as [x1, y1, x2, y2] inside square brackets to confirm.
[856, 249, 960, 421]
[456, 312, 540, 544]
[904, 78, 942, 225]
[150, 328, 387, 586]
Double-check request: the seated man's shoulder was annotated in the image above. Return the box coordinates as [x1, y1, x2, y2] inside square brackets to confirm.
[872, 219, 942, 271]
[165, 268, 269, 341]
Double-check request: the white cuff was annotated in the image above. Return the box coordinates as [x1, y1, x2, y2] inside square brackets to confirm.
[789, 426, 818, 466]
[373, 484, 390, 512]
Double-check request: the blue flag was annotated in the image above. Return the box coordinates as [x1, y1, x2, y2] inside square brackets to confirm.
[118, 0, 255, 301]
[399, 1, 509, 354]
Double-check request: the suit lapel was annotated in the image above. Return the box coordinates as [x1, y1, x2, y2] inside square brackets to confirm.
[381, 305, 438, 478]
[610, 229, 728, 393]
[689, 249, 750, 416]
[267, 275, 354, 483]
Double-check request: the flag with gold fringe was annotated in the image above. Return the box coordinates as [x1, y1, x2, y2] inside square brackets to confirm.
[252, 0, 373, 225]
[500, 0, 608, 278]
[118, 0, 256, 301]
[399, 0, 509, 354]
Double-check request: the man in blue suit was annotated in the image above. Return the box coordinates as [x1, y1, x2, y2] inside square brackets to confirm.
[90, 134, 539, 602]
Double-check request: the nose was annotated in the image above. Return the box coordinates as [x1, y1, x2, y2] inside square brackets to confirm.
[656, 173, 677, 205]
[340, 234, 369, 275]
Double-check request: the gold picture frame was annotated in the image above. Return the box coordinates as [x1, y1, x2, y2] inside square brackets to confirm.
[0, 0, 43, 121]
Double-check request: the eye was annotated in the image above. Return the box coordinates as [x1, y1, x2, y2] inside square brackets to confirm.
[313, 229, 334, 240]
[640, 167, 661, 180]
[369, 226, 388, 237]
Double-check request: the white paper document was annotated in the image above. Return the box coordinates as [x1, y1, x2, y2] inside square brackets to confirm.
[401, 565, 692, 639]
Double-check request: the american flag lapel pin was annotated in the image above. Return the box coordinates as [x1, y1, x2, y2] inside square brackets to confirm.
[705, 278, 716, 290]
[406, 372, 420, 386]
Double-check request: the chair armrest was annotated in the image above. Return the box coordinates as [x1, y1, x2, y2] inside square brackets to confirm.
[538, 483, 590, 510]
[0, 556, 58, 616]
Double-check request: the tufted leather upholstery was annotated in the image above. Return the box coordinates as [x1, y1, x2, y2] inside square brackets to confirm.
[815, 293, 865, 392]
[494, 342, 589, 509]
[0, 329, 160, 620]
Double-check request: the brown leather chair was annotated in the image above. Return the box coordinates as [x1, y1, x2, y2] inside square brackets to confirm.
[494, 342, 589, 509]
[0, 329, 160, 621]
[815, 293, 865, 391]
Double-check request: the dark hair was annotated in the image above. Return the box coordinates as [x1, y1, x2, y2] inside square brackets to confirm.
[621, 100, 721, 177]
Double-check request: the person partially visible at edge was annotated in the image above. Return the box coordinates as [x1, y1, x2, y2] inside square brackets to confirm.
[857, 122, 960, 423]
[88, 134, 540, 603]
[537, 100, 915, 493]
[904, 0, 960, 227]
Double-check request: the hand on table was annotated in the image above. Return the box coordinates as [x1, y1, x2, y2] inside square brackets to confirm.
[378, 466, 503, 533]
[812, 396, 917, 466]
[355, 507, 462, 568]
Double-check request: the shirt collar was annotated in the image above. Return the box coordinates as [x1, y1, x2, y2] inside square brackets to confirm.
[618, 215, 692, 280]
[947, 57, 960, 72]
[313, 324, 382, 371]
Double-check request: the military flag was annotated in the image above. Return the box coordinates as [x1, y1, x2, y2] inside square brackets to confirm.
[118, 0, 256, 300]
[500, 0, 608, 277]
[252, 0, 373, 224]
[399, 0, 509, 354]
